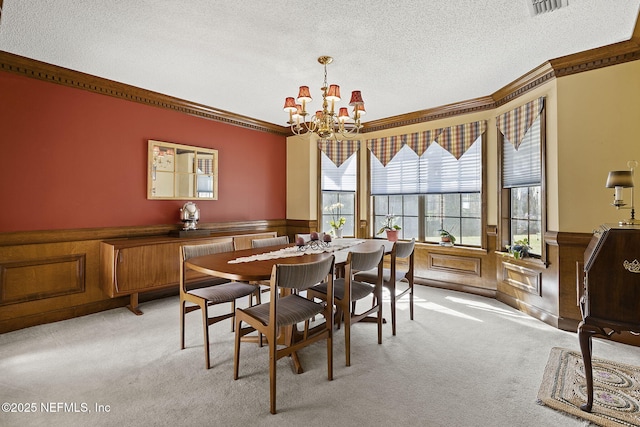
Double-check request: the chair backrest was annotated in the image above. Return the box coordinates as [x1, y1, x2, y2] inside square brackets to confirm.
[394, 238, 415, 260]
[349, 246, 385, 273]
[251, 235, 289, 248]
[182, 240, 235, 260]
[180, 241, 235, 293]
[273, 255, 335, 291]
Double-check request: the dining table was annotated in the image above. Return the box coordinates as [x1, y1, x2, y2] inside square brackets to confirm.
[184, 237, 394, 373]
[185, 238, 393, 282]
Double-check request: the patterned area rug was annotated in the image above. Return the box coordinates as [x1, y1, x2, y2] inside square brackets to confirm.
[538, 347, 640, 426]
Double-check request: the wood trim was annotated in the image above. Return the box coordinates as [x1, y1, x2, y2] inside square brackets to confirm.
[0, 297, 128, 334]
[362, 96, 496, 132]
[428, 253, 481, 276]
[0, 219, 287, 247]
[496, 291, 560, 328]
[501, 260, 541, 296]
[2, 16, 639, 135]
[0, 51, 289, 136]
[549, 38, 640, 78]
[415, 279, 497, 299]
[492, 62, 556, 107]
[0, 254, 86, 305]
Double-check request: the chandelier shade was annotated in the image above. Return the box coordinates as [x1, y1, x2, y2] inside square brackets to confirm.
[283, 56, 365, 141]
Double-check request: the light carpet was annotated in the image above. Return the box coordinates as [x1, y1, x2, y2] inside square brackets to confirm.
[2, 285, 639, 427]
[538, 347, 640, 427]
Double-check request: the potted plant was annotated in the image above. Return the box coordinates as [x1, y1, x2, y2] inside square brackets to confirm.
[438, 229, 456, 246]
[324, 202, 346, 238]
[377, 214, 401, 242]
[507, 238, 532, 259]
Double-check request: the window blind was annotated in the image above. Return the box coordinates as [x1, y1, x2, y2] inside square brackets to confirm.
[503, 116, 541, 188]
[419, 140, 481, 193]
[370, 145, 419, 195]
[321, 151, 356, 191]
[370, 138, 481, 195]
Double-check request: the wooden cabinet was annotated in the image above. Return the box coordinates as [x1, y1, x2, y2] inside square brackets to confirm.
[100, 232, 276, 314]
[578, 224, 640, 412]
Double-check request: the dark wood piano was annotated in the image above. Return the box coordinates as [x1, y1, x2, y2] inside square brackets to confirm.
[579, 223, 640, 412]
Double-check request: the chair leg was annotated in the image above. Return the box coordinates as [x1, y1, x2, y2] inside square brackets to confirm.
[377, 305, 383, 344]
[269, 330, 277, 414]
[231, 300, 236, 332]
[180, 299, 186, 350]
[201, 303, 211, 369]
[344, 309, 351, 367]
[327, 309, 333, 381]
[410, 285, 414, 321]
[250, 289, 264, 347]
[390, 289, 397, 336]
[233, 316, 242, 380]
[377, 288, 383, 344]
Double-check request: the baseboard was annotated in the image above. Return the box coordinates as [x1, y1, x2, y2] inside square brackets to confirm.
[416, 278, 497, 299]
[0, 297, 129, 334]
[496, 290, 561, 328]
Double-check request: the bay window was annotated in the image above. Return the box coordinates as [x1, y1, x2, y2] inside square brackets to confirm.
[368, 122, 485, 246]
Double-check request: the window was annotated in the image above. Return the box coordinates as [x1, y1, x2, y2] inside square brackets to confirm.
[498, 98, 545, 258]
[320, 150, 356, 237]
[369, 125, 484, 246]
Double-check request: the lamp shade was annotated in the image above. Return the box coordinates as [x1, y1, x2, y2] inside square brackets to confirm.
[348, 90, 364, 106]
[605, 170, 634, 188]
[326, 84, 341, 102]
[337, 107, 350, 123]
[297, 86, 312, 103]
[283, 97, 297, 112]
[354, 103, 366, 116]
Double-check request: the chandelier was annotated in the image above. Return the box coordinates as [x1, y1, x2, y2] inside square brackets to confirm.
[283, 56, 365, 140]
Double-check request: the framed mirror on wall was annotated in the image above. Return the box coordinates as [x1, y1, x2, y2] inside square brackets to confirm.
[147, 140, 218, 200]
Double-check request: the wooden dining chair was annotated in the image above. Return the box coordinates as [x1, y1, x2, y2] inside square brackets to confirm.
[354, 239, 415, 336]
[251, 235, 289, 249]
[180, 241, 259, 369]
[233, 255, 335, 414]
[307, 246, 385, 366]
[249, 234, 291, 299]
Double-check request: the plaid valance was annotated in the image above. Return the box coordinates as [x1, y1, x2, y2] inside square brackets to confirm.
[366, 121, 486, 165]
[435, 121, 487, 160]
[366, 135, 407, 167]
[318, 139, 360, 167]
[496, 97, 545, 150]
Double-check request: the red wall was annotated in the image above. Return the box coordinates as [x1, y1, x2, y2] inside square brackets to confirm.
[0, 72, 286, 233]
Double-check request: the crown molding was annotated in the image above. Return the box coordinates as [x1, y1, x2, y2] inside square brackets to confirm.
[0, 50, 290, 136]
[2, 18, 639, 137]
[362, 96, 496, 133]
[491, 62, 556, 107]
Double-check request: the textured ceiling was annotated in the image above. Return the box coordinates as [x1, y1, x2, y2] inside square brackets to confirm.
[0, 0, 639, 127]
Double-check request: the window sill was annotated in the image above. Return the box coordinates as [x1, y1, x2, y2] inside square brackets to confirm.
[418, 242, 489, 255]
[495, 251, 548, 269]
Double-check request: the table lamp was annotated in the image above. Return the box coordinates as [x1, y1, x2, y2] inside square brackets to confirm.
[605, 160, 638, 225]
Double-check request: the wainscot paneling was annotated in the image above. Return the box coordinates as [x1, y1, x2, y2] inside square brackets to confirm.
[413, 227, 499, 297]
[496, 230, 591, 332]
[0, 254, 86, 305]
[0, 220, 286, 333]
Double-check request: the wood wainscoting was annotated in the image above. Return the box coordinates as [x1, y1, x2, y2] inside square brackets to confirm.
[0, 222, 601, 339]
[496, 231, 592, 332]
[0, 220, 287, 333]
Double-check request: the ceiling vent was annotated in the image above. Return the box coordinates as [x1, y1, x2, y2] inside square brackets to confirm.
[527, 0, 567, 16]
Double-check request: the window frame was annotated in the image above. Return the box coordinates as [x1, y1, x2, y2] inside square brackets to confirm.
[318, 144, 361, 238]
[498, 107, 547, 263]
[366, 133, 487, 248]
